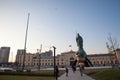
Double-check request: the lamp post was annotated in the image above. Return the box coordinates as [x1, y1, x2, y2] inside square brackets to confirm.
[38, 51, 41, 70]
[38, 44, 42, 70]
[53, 46, 56, 76]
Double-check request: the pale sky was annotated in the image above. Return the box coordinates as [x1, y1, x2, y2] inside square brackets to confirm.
[0, 0, 120, 62]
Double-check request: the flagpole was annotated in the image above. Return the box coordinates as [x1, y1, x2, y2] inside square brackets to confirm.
[22, 13, 30, 71]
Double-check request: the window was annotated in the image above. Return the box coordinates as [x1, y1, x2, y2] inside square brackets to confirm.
[70, 57, 74, 61]
[57, 63, 59, 65]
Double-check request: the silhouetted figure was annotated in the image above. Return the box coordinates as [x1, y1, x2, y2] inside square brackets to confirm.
[65, 67, 69, 76]
[55, 66, 59, 80]
[71, 60, 77, 72]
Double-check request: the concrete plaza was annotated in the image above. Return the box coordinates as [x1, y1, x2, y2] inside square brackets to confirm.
[58, 69, 95, 80]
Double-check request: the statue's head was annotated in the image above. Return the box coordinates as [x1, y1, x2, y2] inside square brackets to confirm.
[76, 33, 80, 38]
[76, 33, 83, 49]
[76, 33, 83, 41]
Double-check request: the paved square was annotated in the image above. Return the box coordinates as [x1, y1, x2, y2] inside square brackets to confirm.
[58, 69, 95, 80]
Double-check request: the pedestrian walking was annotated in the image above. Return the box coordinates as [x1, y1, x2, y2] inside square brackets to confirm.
[65, 67, 69, 77]
[55, 66, 59, 80]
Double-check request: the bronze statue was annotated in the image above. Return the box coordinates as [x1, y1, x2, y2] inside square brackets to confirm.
[76, 33, 86, 66]
[72, 33, 93, 71]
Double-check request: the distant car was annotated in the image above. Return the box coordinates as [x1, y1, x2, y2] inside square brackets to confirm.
[0, 67, 13, 72]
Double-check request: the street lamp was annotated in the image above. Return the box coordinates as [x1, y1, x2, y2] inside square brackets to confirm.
[38, 44, 42, 70]
[52, 46, 56, 76]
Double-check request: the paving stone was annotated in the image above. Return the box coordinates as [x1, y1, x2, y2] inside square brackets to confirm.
[58, 69, 95, 80]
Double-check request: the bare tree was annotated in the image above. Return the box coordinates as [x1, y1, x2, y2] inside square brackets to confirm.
[106, 33, 119, 67]
[107, 33, 119, 51]
[106, 42, 113, 67]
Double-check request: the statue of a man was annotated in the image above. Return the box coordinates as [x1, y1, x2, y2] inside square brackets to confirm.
[76, 33, 83, 49]
[72, 33, 93, 68]
[76, 33, 86, 59]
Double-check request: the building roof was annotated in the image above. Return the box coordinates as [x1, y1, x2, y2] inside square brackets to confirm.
[61, 50, 76, 54]
[87, 53, 114, 57]
[116, 48, 120, 51]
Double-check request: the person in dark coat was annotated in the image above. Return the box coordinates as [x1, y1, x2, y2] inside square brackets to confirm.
[65, 67, 69, 76]
[55, 66, 59, 80]
[71, 60, 76, 72]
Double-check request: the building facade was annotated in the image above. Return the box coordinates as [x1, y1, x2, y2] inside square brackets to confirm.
[16, 49, 34, 67]
[16, 49, 120, 68]
[0, 47, 10, 64]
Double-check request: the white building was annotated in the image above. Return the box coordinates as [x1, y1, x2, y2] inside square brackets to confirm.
[15, 49, 120, 68]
